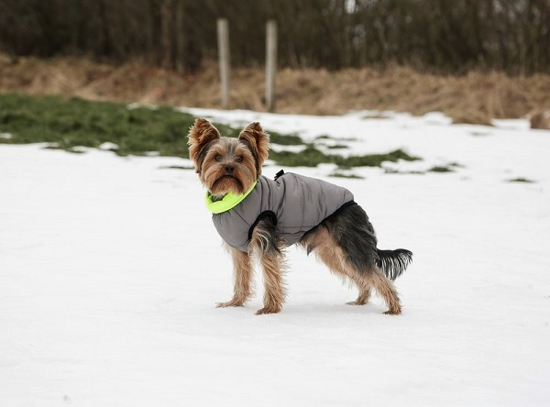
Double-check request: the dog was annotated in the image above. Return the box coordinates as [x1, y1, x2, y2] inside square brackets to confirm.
[188, 118, 412, 315]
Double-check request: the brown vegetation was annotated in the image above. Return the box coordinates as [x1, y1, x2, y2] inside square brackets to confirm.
[1, 55, 549, 125]
[530, 110, 550, 129]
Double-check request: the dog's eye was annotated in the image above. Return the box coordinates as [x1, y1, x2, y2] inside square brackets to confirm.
[236, 156, 243, 163]
[215, 154, 222, 162]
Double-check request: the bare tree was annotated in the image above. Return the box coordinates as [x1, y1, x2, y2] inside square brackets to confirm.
[0, 0, 548, 74]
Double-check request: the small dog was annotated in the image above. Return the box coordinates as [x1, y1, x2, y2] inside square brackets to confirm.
[188, 118, 412, 315]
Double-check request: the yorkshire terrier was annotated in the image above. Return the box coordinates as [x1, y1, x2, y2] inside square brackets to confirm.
[188, 118, 412, 315]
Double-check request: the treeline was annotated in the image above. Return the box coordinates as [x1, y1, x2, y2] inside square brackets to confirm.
[0, 0, 549, 75]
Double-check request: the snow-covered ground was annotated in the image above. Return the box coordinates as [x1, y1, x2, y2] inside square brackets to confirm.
[1, 110, 549, 406]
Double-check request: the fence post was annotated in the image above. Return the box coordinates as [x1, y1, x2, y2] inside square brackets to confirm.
[265, 20, 277, 112]
[217, 19, 230, 109]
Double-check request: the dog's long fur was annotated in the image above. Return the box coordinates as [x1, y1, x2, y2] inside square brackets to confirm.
[188, 118, 412, 315]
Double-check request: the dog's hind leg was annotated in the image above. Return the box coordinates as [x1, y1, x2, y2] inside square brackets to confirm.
[250, 217, 286, 315]
[365, 268, 401, 315]
[302, 226, 400, 313]
[216, 246, 254, 308]
[300, 227, 371, 306]
[346, 275, 372, 306]
[318, 203, 402, 314]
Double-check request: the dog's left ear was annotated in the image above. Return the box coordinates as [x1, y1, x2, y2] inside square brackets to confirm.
[238, 122, 269, 171]
[188, 118, 220, 173]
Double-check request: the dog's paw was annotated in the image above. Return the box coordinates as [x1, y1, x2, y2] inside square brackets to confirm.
[255, 306, 281, 315]
[216, 299, 244, 308]
[346, 299, 368, 306]
[383, 308, 401, 315]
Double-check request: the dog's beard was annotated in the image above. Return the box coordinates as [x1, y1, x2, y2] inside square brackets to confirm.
[210, 174, 245, 197]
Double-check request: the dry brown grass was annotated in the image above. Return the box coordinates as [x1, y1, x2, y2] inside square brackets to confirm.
[1, 54, 549, 126]
[530, 110, 550, 129]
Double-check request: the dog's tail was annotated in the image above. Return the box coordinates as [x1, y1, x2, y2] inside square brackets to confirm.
[376, 249, 413, 280]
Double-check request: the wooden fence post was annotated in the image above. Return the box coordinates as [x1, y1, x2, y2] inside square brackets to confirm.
[217, 19, 230, 109]
[265, 20, 277, 112]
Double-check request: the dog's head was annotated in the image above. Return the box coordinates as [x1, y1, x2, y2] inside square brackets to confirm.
[188, 118, 269, 198]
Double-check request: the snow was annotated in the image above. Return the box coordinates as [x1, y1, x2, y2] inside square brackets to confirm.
[98, 142, 119, 151]
[1, 110, 550, 406]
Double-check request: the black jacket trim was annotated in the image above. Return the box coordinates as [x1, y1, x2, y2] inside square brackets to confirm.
[323, 200, 357, 222]
[302, 200, 357, 237]
[248, 210, 277, 241]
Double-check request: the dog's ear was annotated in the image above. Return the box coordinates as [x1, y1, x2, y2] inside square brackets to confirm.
[188, 118, 220, 172]
[238, 122, 270, 170]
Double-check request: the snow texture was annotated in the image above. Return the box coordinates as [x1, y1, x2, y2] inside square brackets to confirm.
[1, 110, 550, 406]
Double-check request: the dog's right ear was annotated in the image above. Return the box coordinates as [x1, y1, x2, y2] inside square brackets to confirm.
[238, 122, 269, 172]
[188, 118, 220, 172]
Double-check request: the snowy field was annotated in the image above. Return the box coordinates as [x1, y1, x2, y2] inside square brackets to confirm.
[1, 109, 550, 406]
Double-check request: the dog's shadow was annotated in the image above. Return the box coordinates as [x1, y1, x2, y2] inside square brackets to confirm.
[224, 300, 389, 317]
[285, 303, 387, 316]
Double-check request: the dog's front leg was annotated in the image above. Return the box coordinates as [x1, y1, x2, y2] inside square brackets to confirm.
[216, 246, 253, 308]
[250, 217, 286, 315]
[255, 251, 285, 315]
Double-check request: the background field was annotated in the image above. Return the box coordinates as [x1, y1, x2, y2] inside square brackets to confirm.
[2, 56, 550, 126]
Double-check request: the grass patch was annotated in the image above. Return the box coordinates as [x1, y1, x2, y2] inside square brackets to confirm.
[0, 93, 300, 158]
[336, 149, 419, 169]
[269, 145, 328, 167]
[270, 132, 304, 146]
[0, 93, 421, 170]
[0, 93, 195, 157]
[330, 172, 364, 179]
[66, 148, 87, 154]
[316, 134, 357, 142]
[384, 168, 425, 175]
[507, 177, 535, 183]
[269, 145, 419, 168]
[159, 165, 195, 170]
[428, 165, 454, 173]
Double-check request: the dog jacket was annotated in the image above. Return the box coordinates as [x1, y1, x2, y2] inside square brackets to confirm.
[206, 172, 355, 252]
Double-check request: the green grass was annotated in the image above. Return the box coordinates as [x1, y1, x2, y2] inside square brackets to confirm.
[315, 134, 357, 142]
[270, 145, 418, 168]
[330, 172, 364, 179]
[159, 165, 195, 170]
[269, 132, 304, 146]
[0, 93, 297, 158]
[507, 177, 535, 183]
[336, 149, 419, 168]
[384, 168, 425, 175]
[428, 165, 454, 173]
[0, 94, 194, 157]
[0, 93, 422, 169]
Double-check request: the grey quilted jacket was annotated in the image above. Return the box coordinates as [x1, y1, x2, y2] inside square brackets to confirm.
[210, 172, 355, 252]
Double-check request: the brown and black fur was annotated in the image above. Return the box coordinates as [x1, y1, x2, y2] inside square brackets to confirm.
[188, 117, 412, 315]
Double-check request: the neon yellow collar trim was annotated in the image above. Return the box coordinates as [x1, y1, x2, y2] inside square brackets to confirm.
[205, 181, 257, 214]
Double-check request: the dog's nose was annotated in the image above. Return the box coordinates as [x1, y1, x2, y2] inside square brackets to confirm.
[225, 165, 234, 174]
